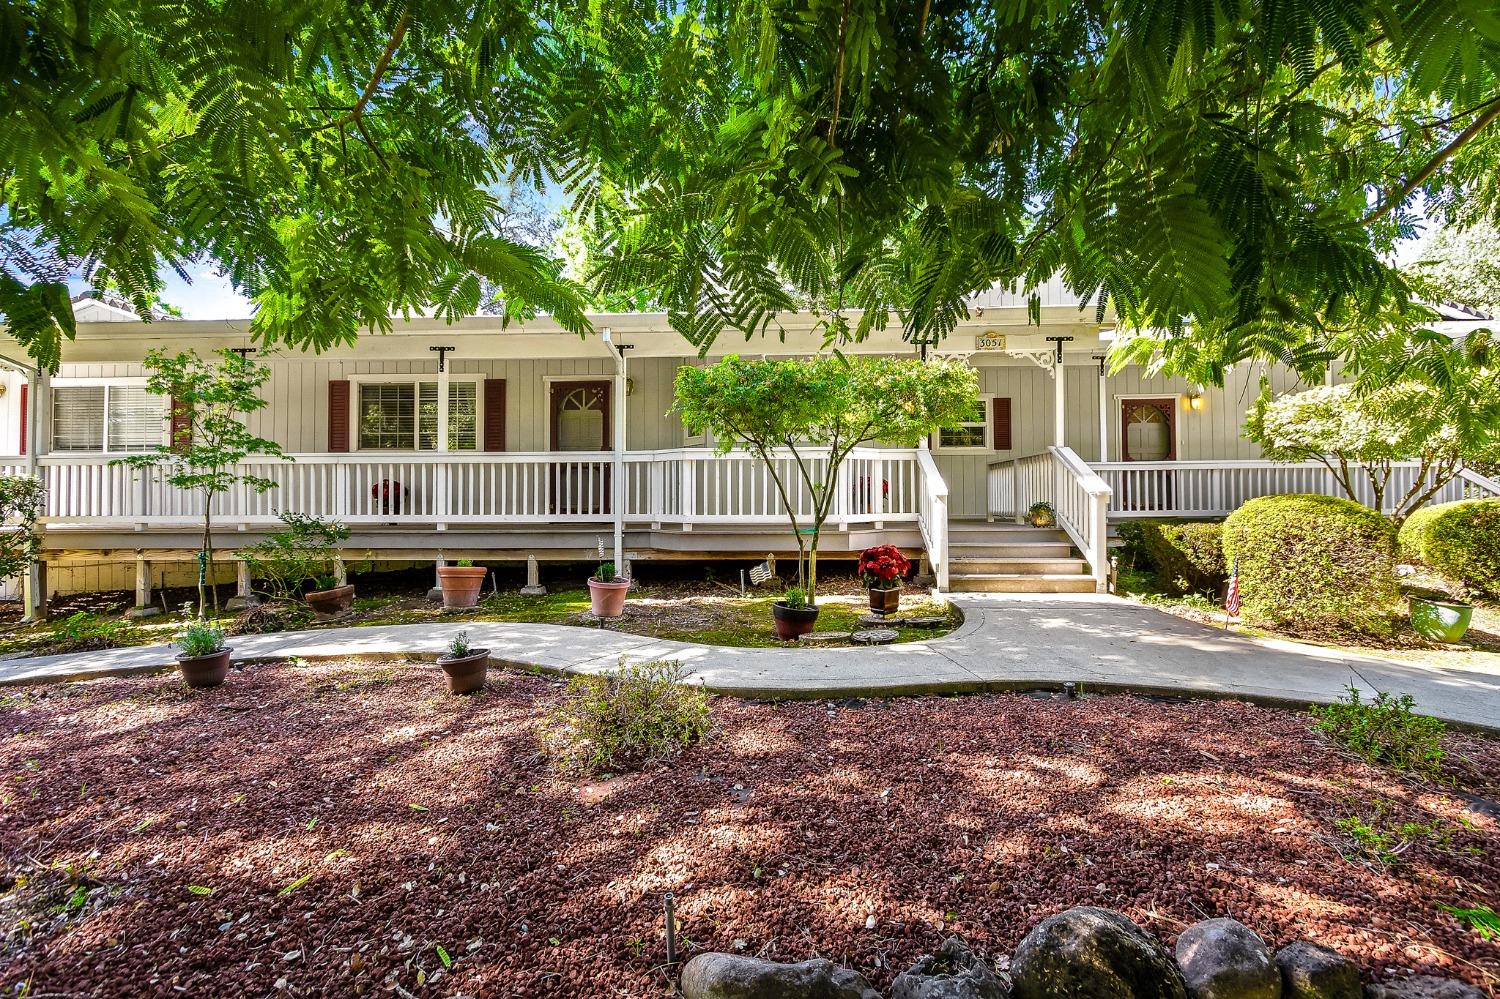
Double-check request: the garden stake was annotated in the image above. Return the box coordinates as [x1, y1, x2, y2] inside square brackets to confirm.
[1063, 681, 1077, 700]
[664, 893, 677, 965]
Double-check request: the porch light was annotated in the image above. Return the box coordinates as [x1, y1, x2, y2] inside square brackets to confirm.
[1185, 390, 1205, 412]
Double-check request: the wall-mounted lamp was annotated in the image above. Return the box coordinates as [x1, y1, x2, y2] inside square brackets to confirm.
[1184, 390, 1205, 412]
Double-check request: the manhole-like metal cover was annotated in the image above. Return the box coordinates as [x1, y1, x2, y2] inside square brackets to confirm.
[799, 631, 853, 643]
[857, 613, 895, 626]
[900, 615, 948, 628]
[851, 628, 898, 645]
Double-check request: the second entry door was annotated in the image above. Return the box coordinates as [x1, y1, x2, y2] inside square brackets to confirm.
[549, 381, 611, 515]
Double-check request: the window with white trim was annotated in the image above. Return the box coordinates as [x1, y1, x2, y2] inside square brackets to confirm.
[51, 384, 167, 453]
[936, 398, 990, 449]
[356, 380, 478, 451]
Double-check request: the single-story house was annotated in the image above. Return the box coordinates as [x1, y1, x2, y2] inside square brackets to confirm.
[1, 283, 1496, 609]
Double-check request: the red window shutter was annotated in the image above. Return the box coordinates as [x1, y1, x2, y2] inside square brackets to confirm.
[17, 383, 26, 455]
[482, 378, 506, 451]
[992, 397, 1013, 450]
[169, 396, 193, 451]
[328, 380, 351, 453]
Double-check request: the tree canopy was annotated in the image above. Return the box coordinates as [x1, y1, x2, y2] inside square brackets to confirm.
[6, 1, 1500, 379]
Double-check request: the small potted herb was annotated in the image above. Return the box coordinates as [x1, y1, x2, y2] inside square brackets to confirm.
[771, 585, 819, 641]
[587, 561, 630, 618]
[176, 622, 230, 689]
[437, 558, 488, 609]
[1028, 501, 1056, 528]
[858, 544, 911, 615]
[436, 630, 489, 694]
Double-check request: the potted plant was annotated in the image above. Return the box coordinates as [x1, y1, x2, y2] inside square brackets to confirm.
[176, 621, 231, 689]
[587, 561, 630, 618]
[436, 630, 489, 695]
[1028, 501, 1056, 528]
[1409, 592, 1473, 643]
[240, 513, 354, 619]
[305, 574, 354, 620]
[771, 585, 820, 641]
[437, 558, 488, 609]
[858, 544, 910, 615]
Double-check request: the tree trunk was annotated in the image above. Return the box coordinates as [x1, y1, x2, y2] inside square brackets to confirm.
[200, 492, 215, 617]
[807, 533, 820, 603]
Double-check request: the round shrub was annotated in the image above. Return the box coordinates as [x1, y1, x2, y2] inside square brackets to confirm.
[1117, 520, 1226, 595]
[1222, 494, 1399, 632]
[1398, 498, 1500, 597]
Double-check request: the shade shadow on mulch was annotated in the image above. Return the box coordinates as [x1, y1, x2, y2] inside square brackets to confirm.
[1, 662, 1497, 998]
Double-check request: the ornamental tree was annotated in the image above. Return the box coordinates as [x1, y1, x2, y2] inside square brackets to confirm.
[674, 356, 977, 600]
[114, 349, 288, 614]
[0, 474, 46, 583]
[1244, 382, 1500, 526]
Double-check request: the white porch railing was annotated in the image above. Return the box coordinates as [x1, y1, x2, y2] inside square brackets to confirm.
[1091, 460, 1500, 518]
[0, 447, 933, 531]
[915, 448, 950, 591]
[988, 447, 1112, 591]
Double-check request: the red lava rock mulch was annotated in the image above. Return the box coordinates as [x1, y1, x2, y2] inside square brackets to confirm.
[1, 661, 1497, 998]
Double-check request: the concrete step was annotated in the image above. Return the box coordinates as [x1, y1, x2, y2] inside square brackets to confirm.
[948, 573, 1100, 594]
[950, 557, 1089, 575]
[949, 542, 1075, 559]
[947, 523, 1069, 541]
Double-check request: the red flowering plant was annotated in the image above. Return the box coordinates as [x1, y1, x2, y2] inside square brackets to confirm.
[857, 544, 910, 591]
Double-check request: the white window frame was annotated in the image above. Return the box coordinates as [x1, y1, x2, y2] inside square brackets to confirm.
[50, 377, 168, 455]
[933, 393, 995, 452]
[347, 374, 484, 453]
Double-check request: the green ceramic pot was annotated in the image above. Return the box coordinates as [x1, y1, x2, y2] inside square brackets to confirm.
[1409, 596, 1473, 643]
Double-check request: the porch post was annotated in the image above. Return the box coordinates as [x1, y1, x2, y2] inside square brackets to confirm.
[1095, 355, 1109, 463]
[128, 553, 160, 618]
[605, 328, 626, 575]
[1052, 358, 1066, 448]
[23, 367, 47, 622]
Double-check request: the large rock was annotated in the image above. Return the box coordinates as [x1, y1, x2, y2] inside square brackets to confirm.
[1364, 977, 1484, 999]
[891, 936, 1008, 999]
[1174, 918, 1280, 999]
[1274, 942, 1360, 999]
[679, 953, 880, 999]
[1011, 906, 1187, 999]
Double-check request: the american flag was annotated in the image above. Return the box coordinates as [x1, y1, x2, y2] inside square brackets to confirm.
[1224, 556, 1241, 620]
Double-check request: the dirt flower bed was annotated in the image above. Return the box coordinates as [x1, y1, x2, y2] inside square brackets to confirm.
[2, 663, 1497, 997]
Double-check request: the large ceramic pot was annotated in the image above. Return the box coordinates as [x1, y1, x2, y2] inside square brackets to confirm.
[305, 583, 354, 620]
[771, 602, 820, 641]
[868, 585, 901, 616]
[177, 648, 231, 689]
[437, 649, 489, 695]
[588, 577, 630, 618]
[1409, 596, 1473, 643]
[437, 565, 489, 609]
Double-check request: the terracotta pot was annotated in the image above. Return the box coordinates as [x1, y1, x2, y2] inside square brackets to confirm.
[305, 583, 354, 620]
[868, 585, 901, 616]
[771, 601, 820, 641]
[588, 577, 630, 618]
[437, 649, 489, 695]
[177, 648, 231, 689]
[437, 565, 489, 609]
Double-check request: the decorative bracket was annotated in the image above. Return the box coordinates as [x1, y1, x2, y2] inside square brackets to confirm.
[429, 345, 454, 372]
[1045, 335, 1074, 363]
[1092, 353, 1107, 377]
[1010, 350, 1058, 374]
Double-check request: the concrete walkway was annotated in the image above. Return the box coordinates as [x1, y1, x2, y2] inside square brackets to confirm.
[3, 594, 1497, 730]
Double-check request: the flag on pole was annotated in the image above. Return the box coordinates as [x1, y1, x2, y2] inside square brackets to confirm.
[748, 560, 774, 586]
[1224, 556, 1241, 623]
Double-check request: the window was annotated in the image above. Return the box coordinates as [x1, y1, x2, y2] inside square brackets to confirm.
[937, 399, 990, 449]
[357, 380, 479, 451]
[51, 384, 166, 453]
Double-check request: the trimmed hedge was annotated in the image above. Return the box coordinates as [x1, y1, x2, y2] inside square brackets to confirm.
[1399, 499, 1500, 598]
[1117, 520, 1226, 595]
[1222, 494, 1399, 632]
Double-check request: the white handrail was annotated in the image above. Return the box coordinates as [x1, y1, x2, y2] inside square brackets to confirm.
[915, 448, 950, 592]
[986, 447, 1112, 591]
[1459, 466, 1500, 498]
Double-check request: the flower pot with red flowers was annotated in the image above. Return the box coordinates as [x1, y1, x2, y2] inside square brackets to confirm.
[587, 562, 630, 618]
[858, 544, 910, 615]
[771, 586, 820, 640]
[437, 559, 488, 609]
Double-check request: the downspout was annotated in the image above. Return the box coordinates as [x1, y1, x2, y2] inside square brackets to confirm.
[0, 352, 43, 620]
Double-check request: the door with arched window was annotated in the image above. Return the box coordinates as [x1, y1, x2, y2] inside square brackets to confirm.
[1120, 398, 1177, 510]
[549, 381, 611, 515]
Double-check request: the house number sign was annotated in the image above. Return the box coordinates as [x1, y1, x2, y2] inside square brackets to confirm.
[974, 332, 1008, 351]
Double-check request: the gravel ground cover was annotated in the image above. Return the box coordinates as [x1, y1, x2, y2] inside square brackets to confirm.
[2, 660, 1497, 998]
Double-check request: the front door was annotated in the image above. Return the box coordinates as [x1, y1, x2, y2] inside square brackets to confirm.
[549, 381, 611, 515]
[1119, 398, 1177, 511]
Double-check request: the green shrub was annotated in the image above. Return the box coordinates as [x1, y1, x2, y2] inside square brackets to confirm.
[1222, 494, 1398, 631]
[1311, 685, 1446, 780]
[1399, 498, 1500, 598]
[539, 659, 711, 774]
[780, 586, 807, 609]
[1117, 520, 1226, 595]
[177, 622, 227, 658]
[53, 612, 125, 651]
